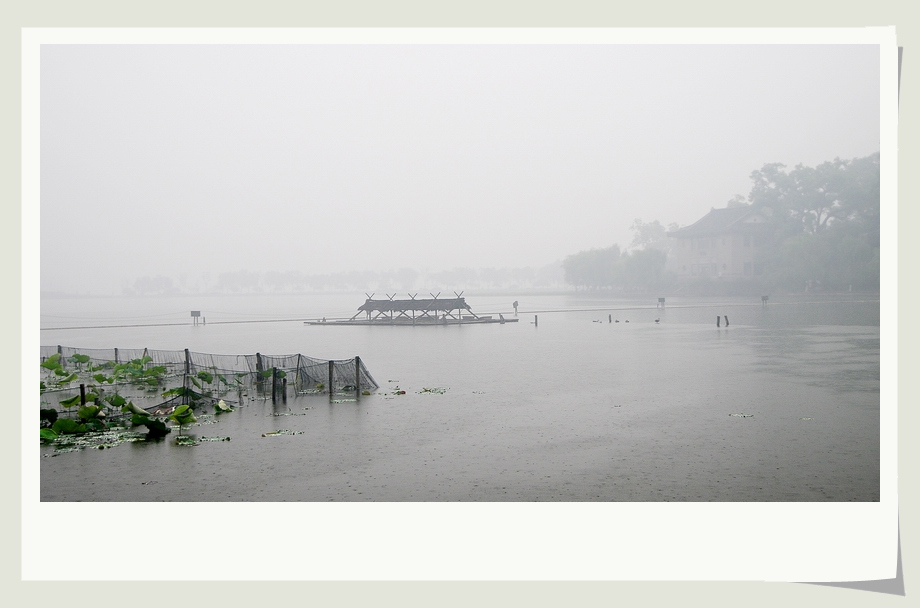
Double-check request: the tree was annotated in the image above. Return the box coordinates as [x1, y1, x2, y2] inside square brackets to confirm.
[621, 248, 668, 290]
[747, 152, 880, 292]
[562, 244, 669, 292]
[630, 219, 680, 257]
[562, 245, 622, 290]
[748, 153, 879, 238]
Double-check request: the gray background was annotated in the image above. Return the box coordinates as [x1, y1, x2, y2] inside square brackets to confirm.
[7, 0, 914, 605]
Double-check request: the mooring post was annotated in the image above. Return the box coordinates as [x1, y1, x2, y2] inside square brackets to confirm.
[80, 383, 86, 406]
[724, 316, 729, 327]
[271, 367, 278, 404]
[717, 316, 721, 327]
[355, 356, 362, 398]
[328, 360, 335, 400]
[608, 314, 612, 323]
[535, 315, 538, 327]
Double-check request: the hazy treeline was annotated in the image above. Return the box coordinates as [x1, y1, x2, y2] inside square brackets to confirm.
[562, 244, 668, 292]
[746, 152, 879, 292]
[121, 263, 565, 296]
[562, 152, 880, 293]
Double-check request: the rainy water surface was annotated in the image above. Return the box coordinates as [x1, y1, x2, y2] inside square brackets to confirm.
[38, 292, 881, 501]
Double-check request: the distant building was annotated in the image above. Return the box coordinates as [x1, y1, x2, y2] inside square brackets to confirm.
[666, 206, 772, 280]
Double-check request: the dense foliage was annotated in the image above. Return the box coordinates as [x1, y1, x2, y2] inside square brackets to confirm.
[747, 152, 880, 292]
[562, 245, 669, 291]
[562, 152, 880, 293]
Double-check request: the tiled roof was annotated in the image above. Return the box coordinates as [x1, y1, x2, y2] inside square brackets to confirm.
[667, 206, 769, 238]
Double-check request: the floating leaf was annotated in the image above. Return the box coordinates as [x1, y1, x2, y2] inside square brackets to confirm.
[122, 402, 149, 416]
[169, 405, 197, 426]
[78, 405, 102, 421]
[143, 418, 169, 438]
[59, 394, 81, 408]
[52, 419, 87, 435]
[106, 394, 126, 408]
[41, 353, 61, 368]
[40, 428, 59, 442]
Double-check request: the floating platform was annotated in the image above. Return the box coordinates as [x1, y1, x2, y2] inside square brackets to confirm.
[305, 316, 518, 326]
[305, 294, 519, 326]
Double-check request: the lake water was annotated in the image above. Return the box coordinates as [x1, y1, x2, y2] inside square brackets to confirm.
[37, 291, 881, 501]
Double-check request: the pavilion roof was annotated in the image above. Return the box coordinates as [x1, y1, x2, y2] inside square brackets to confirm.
[357, 297, 472, 313]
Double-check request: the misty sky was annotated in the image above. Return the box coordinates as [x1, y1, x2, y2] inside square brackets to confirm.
[39, 43, 880, 293]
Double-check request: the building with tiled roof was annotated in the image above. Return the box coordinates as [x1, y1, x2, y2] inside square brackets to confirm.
[666, 206, 773, 279]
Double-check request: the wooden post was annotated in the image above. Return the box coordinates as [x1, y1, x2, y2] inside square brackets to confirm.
[328, 360, 335, 400]
[271, 367, 277, 404]
[282, 378, 287, 403]
[724, 316, 729, 327]
[355, 356, 361, 398]
[716, 316, 721, 327]
[80, 383, 86, 406]
[114, 348, 119, 364]
[608, 314, 612, 323]
[256, 353, 263, 393]
[535, 315, 538, 327]
[58, 346, 64, 370]
[296, 354, 303, 393]
[185, 349, 190, 375]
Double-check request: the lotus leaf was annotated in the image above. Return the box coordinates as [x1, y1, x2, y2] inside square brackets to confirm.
[106, 394, 126, 408]
[59, 395, 81, 408]
[78, 405, 103, 421]
[52, 419, 87, 435]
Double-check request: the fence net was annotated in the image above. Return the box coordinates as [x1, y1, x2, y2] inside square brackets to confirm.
[39, 345, 378, 414]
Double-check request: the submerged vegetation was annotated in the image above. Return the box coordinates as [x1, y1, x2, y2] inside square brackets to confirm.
[40, 348, 378, 453]
[40, 351, 226, 450]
